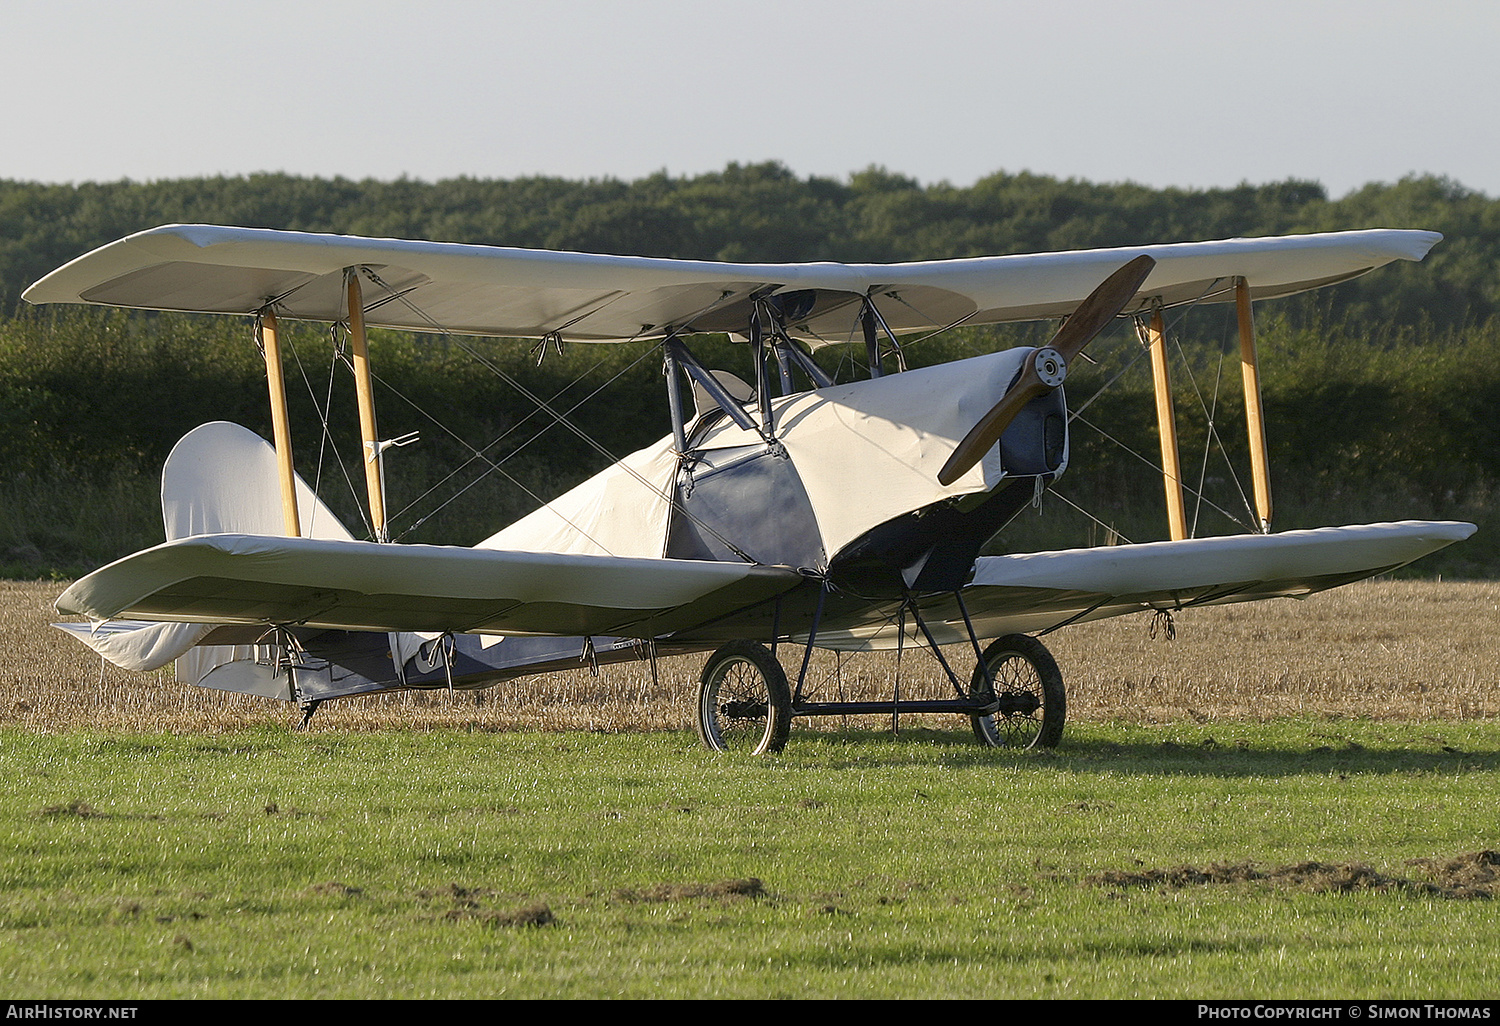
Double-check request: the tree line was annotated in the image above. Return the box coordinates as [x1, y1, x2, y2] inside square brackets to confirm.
[0, 166, 1496, 578]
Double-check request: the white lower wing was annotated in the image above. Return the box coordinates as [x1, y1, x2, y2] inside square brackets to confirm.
[57, 534, 801, 639]
[810, 521, 1475, 649]
[962, 519, 1475, 631]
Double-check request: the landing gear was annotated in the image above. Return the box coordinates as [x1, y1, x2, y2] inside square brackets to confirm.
[695, 640, 792, 755]
[693, 630, 1065, 754]
[969, 634, 1065, 750]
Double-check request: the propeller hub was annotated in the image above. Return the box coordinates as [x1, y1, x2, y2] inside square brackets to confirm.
[1033, 347, 1067, 388]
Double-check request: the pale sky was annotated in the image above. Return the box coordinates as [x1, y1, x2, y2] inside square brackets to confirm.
[7, 0, 1498, 199]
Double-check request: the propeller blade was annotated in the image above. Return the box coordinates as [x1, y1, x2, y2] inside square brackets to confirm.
[937, 254, 1156, 487]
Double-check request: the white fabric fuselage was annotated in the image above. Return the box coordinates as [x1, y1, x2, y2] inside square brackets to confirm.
[483, 348, 1031, 564]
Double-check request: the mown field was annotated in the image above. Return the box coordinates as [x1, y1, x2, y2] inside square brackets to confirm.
[2, 578, 1499, 999]
[4, 577, 1497, 734]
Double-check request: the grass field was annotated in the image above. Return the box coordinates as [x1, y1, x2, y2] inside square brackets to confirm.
[5, 577, 1500, 734]
[2, 578, 1499, 998]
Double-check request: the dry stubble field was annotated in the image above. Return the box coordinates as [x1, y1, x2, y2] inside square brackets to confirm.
[1, 577, 1496, 735]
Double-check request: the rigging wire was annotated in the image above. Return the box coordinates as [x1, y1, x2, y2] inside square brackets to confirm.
[383, 337, 667, 536]
[404, 344, 630, 511]
[1067, 277, 1224, 425]
[1071, 405, 1255, 535]
[1192, 348, 1227, 537]
[291, 318, 372, 537]
[1159, 308, 1259, 533]
[355, 356, 617, 554]
[349, 267, 762, 562]
[1036, 486, 1135, 546]
[800, 300, 980, 366]
[265, 293, 644, 550]
[1058, 276, 1270, 539]
[257, 310, 372, 538]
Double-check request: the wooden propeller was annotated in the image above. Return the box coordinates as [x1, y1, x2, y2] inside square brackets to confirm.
[937, 254, 1157, 486]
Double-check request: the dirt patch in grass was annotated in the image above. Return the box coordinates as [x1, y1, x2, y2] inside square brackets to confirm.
[1404, 850, 1500, 896]
[1089, 851, 1500, 899]
[612, 878, 766, 902]
[38, 800, 104, 818]
[442, 902, 556, 928]
[306, 881, 363, 897]
[418, 884, 556, 928]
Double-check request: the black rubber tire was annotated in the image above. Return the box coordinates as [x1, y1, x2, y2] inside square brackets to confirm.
[969, 634, 1066, 749]
[696, 641, 792, 755]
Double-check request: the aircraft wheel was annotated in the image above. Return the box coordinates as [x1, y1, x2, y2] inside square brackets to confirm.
[696, 641, 792, 755]
[969, 634, 1065, 749]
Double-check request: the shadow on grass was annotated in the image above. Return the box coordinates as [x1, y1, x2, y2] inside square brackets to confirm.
[778, 723, 1500, 777]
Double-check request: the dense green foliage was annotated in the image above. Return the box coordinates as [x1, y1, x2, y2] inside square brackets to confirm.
[0, 167, 1497, 576]
[3, 724, 1497, 998]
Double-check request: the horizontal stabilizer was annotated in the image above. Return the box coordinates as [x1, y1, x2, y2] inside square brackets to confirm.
[52, 619, 214, 672]
[56, 534, 802, 639]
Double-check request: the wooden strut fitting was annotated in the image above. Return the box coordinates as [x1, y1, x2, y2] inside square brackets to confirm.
[346, 271, 388, 541]
[259, 309, 301, 538]
[1145, 307, 1188, 541]
[1236, 277, 1273, 532]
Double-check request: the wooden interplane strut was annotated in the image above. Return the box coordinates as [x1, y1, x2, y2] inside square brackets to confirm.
[346, 271, 388, 541]
[257, 309, 301, 538]
[1237, 277, 1273, 532]
[1145, 307, 1188, 541]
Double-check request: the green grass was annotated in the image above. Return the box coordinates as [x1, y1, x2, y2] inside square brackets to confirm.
[2, 721, 1498, 998]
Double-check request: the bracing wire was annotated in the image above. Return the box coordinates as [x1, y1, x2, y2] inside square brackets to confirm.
[1192, 349, 1227, 537]
[1161, 310, 1259, 533]
[356, 359, 618, 554]
[257, 310, 373, 537]
[281, 316, 373, 538]
[1069, 409, 1255, 536]
[1040, 486, 1135, 546]
[1059, 276, 1272, 539]
[349, 267, 761, 562]
[381, 338, 667, 537]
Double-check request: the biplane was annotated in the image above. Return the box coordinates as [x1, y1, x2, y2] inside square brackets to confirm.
[24, 224, 1474, 753]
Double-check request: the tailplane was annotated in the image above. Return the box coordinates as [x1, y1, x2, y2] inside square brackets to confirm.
[56, 422, 353, 689]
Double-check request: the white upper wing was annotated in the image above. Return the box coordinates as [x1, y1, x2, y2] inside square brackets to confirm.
[23, 224, 1440, 343]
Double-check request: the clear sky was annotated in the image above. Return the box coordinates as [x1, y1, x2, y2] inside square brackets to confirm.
[8, 0, 1498, 199]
